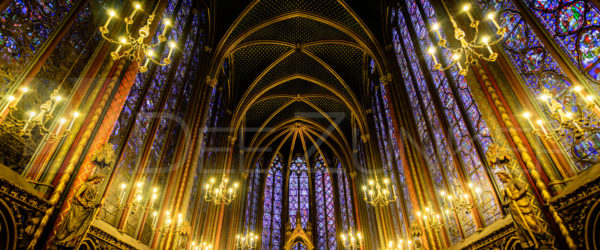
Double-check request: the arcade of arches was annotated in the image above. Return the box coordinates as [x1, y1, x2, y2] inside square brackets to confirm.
[1, 0, 600, 249]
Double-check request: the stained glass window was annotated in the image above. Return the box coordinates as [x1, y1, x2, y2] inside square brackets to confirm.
[520, 0, 600, 85]
[245, 163, 262, 231]
[98, 0, 202, 239]
[289, 156, 310, 229]
[262, 156, 284, 250]
[314, 156, 336, 249]
[0, 0, 77, 94]
[391, 0, 504, 241]
[472, 0, 600, 171]
[337, 161, 355, 231]
[371, 76, 415, 237]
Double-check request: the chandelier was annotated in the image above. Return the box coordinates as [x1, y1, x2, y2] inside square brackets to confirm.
[427, 1, 506, 76]
[99, 2, 177, 73]
[154, 211, 190, 237]
[438, 182, 485, 216]
[0, 88, 79, 142]
[386, 239, 412, 250]
[416, 207, 444, 232]
[235, 230, 259, 249]
[117, 181, 159, 213]
[523, 87, 600, 155]
[191, 241, 213, 250]
[361, 175, 397, 207]
[340, 229, 363, 250]
[204, 177, 239, 205]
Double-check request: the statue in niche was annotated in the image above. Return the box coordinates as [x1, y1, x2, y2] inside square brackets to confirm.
[496, 171, 553, 249]
[54, 174, 105, 249]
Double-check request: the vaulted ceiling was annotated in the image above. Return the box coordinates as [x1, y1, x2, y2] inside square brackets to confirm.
[210, 0, 388, 169]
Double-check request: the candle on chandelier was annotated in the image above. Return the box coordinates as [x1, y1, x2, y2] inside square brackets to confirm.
[67, 111, 79, 131]
[463, 4, 474, 23]
[428, 47, 438, 65]
[54, 118, 66, 136]
[536, 120, 548, 136]
[162, 19, 172, 36]
[522, 112, 535, 129]
[167, 41, 177, 60]
[130, 2, 141, 19]
[104, 9, 117, 29]
[487, 12, 500, 29]
[452, 54, 463, 71]
[49, 95, 62, 114]
[431, 22, 442, 40]
[144, 50, 154, 68]
[152, 211, 158, 227]
[22, 111, 36, 132]
[482, 36, 493, 55]
[114, 37, 127, 54]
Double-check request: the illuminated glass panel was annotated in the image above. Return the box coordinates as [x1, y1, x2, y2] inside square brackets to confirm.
[405, 0, 501, 227]
[100, 0, 187, 227]
[0, 0, 76, 93]
[394, 8, 468, 242]
[262, 157, 284, 250]
[523, 0, 600, 84]
[314, 156, 336, 249]
[289, 156, 310, 229]
[245, 164, 262, 230]
[337, 162, 355, 231]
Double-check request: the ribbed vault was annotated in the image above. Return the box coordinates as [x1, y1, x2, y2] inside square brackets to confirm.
[212, 0, 386, 171]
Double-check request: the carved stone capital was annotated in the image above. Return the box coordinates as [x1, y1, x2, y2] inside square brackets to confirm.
[360, 134, 370, 143]
[206, 76, 218, 87]
[228, 136, 237, 145]
[380, 73, 392, 85]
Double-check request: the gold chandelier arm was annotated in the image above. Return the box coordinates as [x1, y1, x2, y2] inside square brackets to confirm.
[99, 31, 122, 45]
[148, 56, 171, 67]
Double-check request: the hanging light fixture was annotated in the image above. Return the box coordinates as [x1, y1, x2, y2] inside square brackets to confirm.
[235, 230, 259, 249]
[203, 176, 239, 205]
[99, 2, 177, 73]
[340, 229, 363, 250]
[1, 88, 78, 142]
[361, 175, 397, 207]
[427, 1, 506, 76]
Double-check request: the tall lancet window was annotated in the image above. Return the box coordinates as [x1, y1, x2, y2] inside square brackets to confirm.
[289, 156, 310, 229]
[262, 156, 284, 250]
[391, 0, 503, 241]
[245, 163, 262, 231]
[522, 0, 600, 85]
[314, 155, 336, 249]
[337, 161, 355, 231]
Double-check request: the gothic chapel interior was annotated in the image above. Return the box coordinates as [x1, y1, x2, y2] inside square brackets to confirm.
[2, 0, 600, 249]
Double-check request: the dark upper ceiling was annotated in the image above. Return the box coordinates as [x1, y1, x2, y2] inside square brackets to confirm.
[211, 0, 387, 169]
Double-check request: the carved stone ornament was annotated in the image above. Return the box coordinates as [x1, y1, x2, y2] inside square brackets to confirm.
[0, 169, 52, 249]
[485, 143, 511, 167]
[90, 143, 116, 168]
[84, 224, 138, 250]
[551, 171, 600, 249]
[284, 213, 314, 250]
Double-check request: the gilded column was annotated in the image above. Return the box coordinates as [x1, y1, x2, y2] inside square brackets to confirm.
[472, 63, 576, 249]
